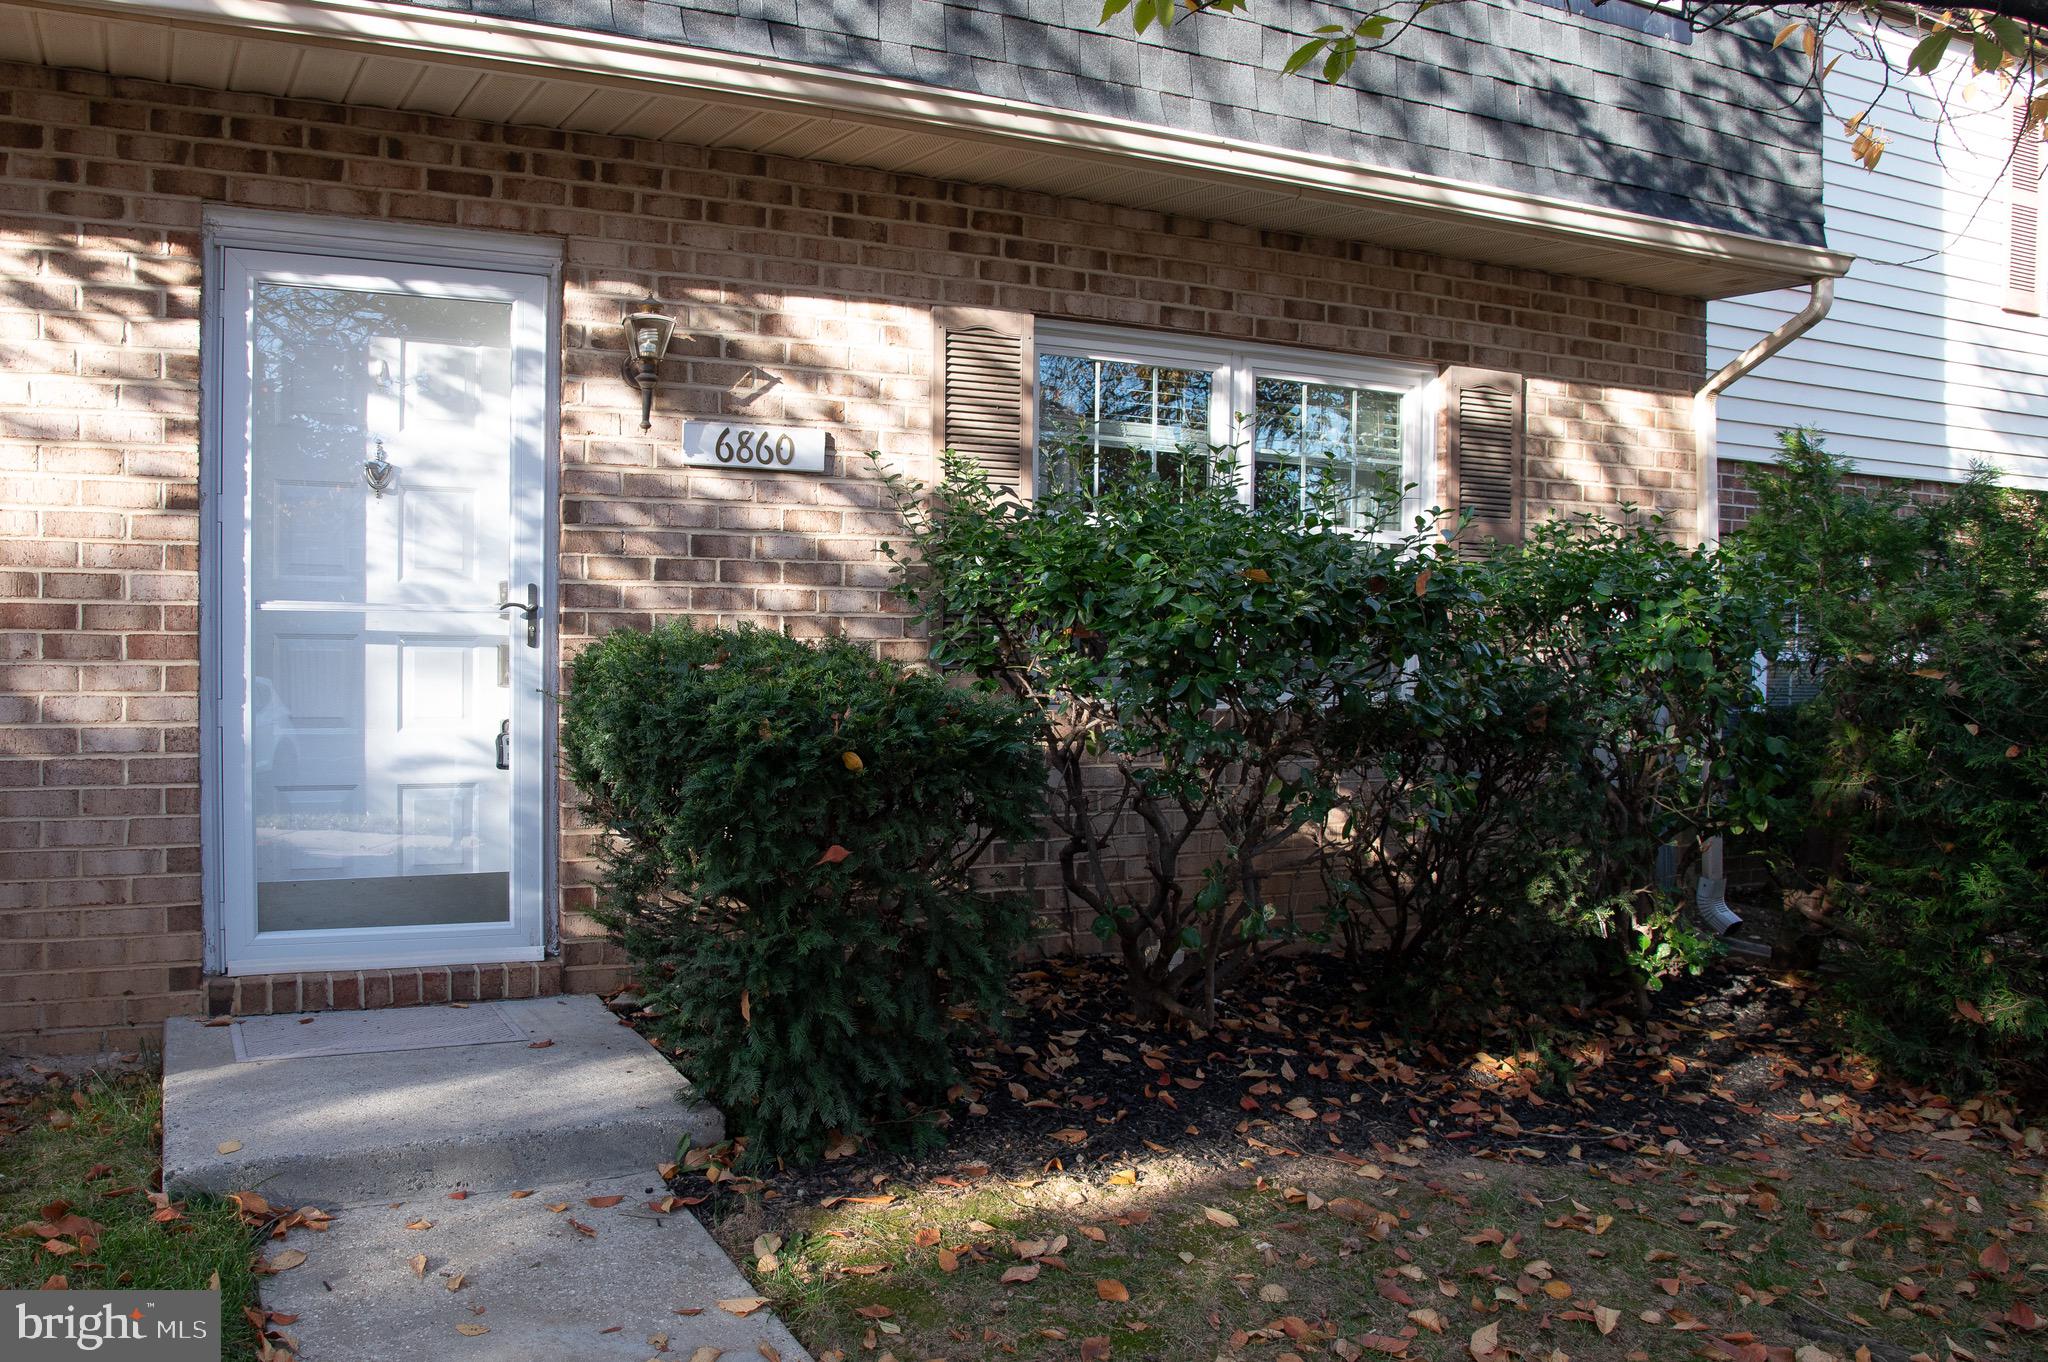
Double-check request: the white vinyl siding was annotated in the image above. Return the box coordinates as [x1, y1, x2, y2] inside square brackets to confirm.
[1707, 39, 2048, 492]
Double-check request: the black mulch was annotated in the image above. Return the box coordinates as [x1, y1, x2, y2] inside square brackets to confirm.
[648, 953, 2000, 1206]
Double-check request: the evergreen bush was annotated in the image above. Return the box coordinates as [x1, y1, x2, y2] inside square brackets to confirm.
[1739, 434, 2048, 1100]
[560, 623, 1044, 1163]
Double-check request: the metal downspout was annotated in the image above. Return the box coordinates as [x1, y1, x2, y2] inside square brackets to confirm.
[1693, 275, 1837, 546]
[1689, 275, 1836, 936]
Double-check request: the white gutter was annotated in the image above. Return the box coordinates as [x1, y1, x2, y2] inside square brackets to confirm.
[1693, 276, 1837, 545]
[25, 0, 1852, 296]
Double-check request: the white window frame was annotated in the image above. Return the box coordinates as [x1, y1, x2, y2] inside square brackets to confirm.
[1032, 320, 1437, 536]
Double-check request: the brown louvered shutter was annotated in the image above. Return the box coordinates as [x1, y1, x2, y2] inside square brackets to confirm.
[2008, 104, 2041, 315]
[932, 307, 1036, 495]
[1441, 366, 1525, 552]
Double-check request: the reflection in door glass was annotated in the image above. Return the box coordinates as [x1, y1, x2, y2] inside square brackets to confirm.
[247, 284, 518, 934]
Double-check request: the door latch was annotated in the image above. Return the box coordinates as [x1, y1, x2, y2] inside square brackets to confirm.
[495, 581, 541, 648]
[495, 719, 511, 771]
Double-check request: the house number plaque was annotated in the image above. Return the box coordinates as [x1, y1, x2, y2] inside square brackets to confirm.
[679, 421, 828, 473]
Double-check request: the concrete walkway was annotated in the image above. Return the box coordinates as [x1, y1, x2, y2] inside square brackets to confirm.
[163, 996, 808, 1361]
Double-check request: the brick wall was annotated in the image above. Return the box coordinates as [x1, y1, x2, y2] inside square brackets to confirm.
[1717, 460, 1951, 535]
[0, 59, 1706, 1054]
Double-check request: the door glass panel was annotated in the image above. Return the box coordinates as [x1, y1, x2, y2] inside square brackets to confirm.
[248, 283, 516, 934]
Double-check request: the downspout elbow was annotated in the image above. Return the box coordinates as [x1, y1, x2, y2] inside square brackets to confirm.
[1693, 275, 1838, 546]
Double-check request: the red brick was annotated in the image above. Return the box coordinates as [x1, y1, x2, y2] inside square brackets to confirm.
[0, 55, 1712, 1052]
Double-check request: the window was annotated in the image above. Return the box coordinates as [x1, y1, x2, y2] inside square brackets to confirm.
[1033, 322, 1433, 533]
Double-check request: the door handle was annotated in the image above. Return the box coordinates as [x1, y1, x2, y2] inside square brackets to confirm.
[495, 582, 540, 648]
[495, 719, 511, 771]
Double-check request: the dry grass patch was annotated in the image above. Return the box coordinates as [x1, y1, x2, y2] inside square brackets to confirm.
[707, 1138, 2046, 1362]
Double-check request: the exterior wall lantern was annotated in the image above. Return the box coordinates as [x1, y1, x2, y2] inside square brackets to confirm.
[620, 297, 676, 431]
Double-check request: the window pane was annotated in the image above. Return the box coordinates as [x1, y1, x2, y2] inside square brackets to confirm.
[1253, 377, 1404, 529]
[1035, 352, 1213, 495]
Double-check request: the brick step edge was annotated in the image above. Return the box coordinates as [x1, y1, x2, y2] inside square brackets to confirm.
[207, 962, 564, 1016]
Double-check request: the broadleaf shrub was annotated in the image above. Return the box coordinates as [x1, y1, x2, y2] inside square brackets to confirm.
[1315, 515, 1768, 1015]
[560, 622, 1044, 1163]
[1739, 433, 2048, 1100]
[884, 450, 1424, 1025]
[889, 449, 1761, 1024]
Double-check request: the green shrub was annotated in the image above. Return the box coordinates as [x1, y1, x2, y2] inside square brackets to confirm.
[1313, 552, 1591, 984]
[1740, 433, 2048, 1099]
[883, 450, 1424, 1025]
[1315, 516, 1765, 1015]
[560, 622, 1044, 1163]
[1484, 514, 1781, 1005]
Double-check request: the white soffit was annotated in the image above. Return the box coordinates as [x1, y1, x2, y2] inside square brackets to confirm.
[0, 0, 1852, 298]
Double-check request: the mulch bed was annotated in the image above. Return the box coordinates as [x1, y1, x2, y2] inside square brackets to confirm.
[645, 953, 2028, 1205]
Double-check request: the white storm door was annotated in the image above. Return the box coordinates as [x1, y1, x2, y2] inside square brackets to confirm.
[216, 249, 550, 974]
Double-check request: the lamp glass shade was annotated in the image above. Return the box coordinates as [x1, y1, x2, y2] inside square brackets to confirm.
[622, 302, 675, 364]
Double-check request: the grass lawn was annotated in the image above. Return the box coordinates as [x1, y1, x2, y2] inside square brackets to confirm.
[711, 1138, 2046, 1362]
[0, 1073, 265, 1361]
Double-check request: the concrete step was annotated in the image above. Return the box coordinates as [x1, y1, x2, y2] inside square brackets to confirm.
[256, 1172, 808, 1362]
[163, 996, 723, 1206]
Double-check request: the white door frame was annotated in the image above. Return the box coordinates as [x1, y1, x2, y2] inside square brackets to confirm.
[200, 211, 563, 976]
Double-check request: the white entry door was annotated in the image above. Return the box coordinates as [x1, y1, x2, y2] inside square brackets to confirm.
[213, 244, 552, 974]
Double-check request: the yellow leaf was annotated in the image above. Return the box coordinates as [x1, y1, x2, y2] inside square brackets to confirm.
[688, 1350, 724, 1362]
[1001, 1263, 1040, 1285]
[1470, 1320, 1501, 1357]
[718, 1297, 769, 1317]
[410, 1253, 427, 1278]
[1415, 569, 1433, 597]
[740, 991, 750, 1025]
[1201, 1206, 1239, 1229]
[936, 1248, 959, 1273]
[1242, 567, 1271, 583]
[1107, 1169, 1137, 1186]
[264, 1249, 307, 1272]
[1408, 1307, 1446, 1333]
[405, 1219, 434, 1231]
[1096, 1279, 1130, 1302]
[1543, 1279, 1572, 1299]
[841, 751, 864, 772]
[1593, 1304, 1620, 1335]
[455, 1323, 489, 1336]
[1773, 19, 1804, 48]
[216, 1141, 242, 1155]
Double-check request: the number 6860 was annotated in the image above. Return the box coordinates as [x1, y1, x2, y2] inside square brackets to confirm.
[712, 427, 797, 466]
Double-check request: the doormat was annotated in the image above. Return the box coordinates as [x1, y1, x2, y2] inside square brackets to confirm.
[230, 1001, 525, 1062]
